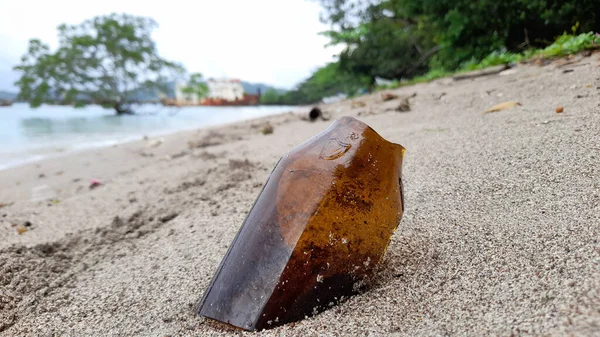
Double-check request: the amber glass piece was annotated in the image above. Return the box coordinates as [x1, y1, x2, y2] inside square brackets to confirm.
[196, 116, 405, 331]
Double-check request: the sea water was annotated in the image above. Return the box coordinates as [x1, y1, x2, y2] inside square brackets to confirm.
[0, 103, 293, 170]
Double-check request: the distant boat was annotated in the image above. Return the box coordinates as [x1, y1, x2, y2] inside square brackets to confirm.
[200, 79, 260, 106]
[0, 99, 14, 107]
[166, 78, 261, 107]
[199, 94, 260, 106]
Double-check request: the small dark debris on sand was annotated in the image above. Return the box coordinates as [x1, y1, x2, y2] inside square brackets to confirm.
[139, 151, 154, 158]
[297, 107, 331, 122]
[0, 202, 13, 209]
[168, 151, 189, 160]
[260, 122, 274, 135]
[381, 92, 399, 101]
[395, 98, 411, 112]
[229, 159, 255, 170]
[193, 151, 219, 161]
[160, 212, 179, 223]
[188, 131, 225, 149]
[352, 100, 366, 108]
[165, 178, 206, 194]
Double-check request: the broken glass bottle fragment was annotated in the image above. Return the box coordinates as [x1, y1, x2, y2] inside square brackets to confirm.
[196, 116, 405, 331]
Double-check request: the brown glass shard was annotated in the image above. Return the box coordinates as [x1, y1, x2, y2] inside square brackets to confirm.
[196, 116, 405, 331]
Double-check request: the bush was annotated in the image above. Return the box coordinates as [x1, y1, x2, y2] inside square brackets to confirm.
[537, 32, 600, 57]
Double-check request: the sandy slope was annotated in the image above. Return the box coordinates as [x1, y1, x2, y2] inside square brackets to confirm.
[1, 57, 599, 336]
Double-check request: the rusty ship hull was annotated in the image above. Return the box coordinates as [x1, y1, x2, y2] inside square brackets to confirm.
[199, 94, 259, 106]
[162, 94, 260, 107]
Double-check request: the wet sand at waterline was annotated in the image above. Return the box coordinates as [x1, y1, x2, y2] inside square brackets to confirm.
[1, 59, 599, 335]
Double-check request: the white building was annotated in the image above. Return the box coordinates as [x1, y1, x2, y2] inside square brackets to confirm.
[172, 78, 246, 105]
[206, 78, 245, 101]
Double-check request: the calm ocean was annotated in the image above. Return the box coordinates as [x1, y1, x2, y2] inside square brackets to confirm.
[0, 103, 293, 170]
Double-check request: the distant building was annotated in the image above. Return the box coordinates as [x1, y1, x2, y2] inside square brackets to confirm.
[206, 78, 245, 101]
[166, 78, 259, 107]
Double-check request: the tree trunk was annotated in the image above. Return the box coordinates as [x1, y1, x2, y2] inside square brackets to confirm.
[368, 76, 376, 93]
[114, 103, 133, 115]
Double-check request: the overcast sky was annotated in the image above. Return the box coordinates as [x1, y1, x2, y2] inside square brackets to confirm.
[0, 0, 342, 91]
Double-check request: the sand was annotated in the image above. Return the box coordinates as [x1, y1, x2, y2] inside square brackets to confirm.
[1, 57, 599, 336]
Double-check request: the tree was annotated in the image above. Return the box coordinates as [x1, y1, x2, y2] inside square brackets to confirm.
[274, 62, 371, 105]
[403, 0, 600, 70]
[260, 88, 282, 105]
[181, 73, 209, 102]
[14, 13, 184, 114]
[317, 0, 437, 82]
[316, 0, 600, 72]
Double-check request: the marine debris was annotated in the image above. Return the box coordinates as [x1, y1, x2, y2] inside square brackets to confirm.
[196, 116, 406, 331]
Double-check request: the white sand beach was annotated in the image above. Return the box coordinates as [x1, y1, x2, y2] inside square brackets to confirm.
[2, 58, 599, 336]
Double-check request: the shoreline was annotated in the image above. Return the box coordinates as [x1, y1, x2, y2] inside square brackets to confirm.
[0, 105, 295, 171]
[2, 60, 600, 335]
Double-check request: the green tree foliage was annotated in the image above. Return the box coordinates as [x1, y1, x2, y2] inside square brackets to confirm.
[316, 0, 434, 83]
[316, 0, 600, 77]
[320, 0, 437, 81]
[261, 62, 371, 105]
[404, 0, 600, 69]
[181, 73, 209, 101]
[259, 88, 282, 105]
[292, 62, 371, 103]
[14, 13, 184, 114]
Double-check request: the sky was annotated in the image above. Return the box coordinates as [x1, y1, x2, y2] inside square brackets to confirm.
[0, 0, 343, 91]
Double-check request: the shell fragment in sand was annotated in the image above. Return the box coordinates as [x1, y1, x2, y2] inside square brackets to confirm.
[484, 101, 521, 113]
